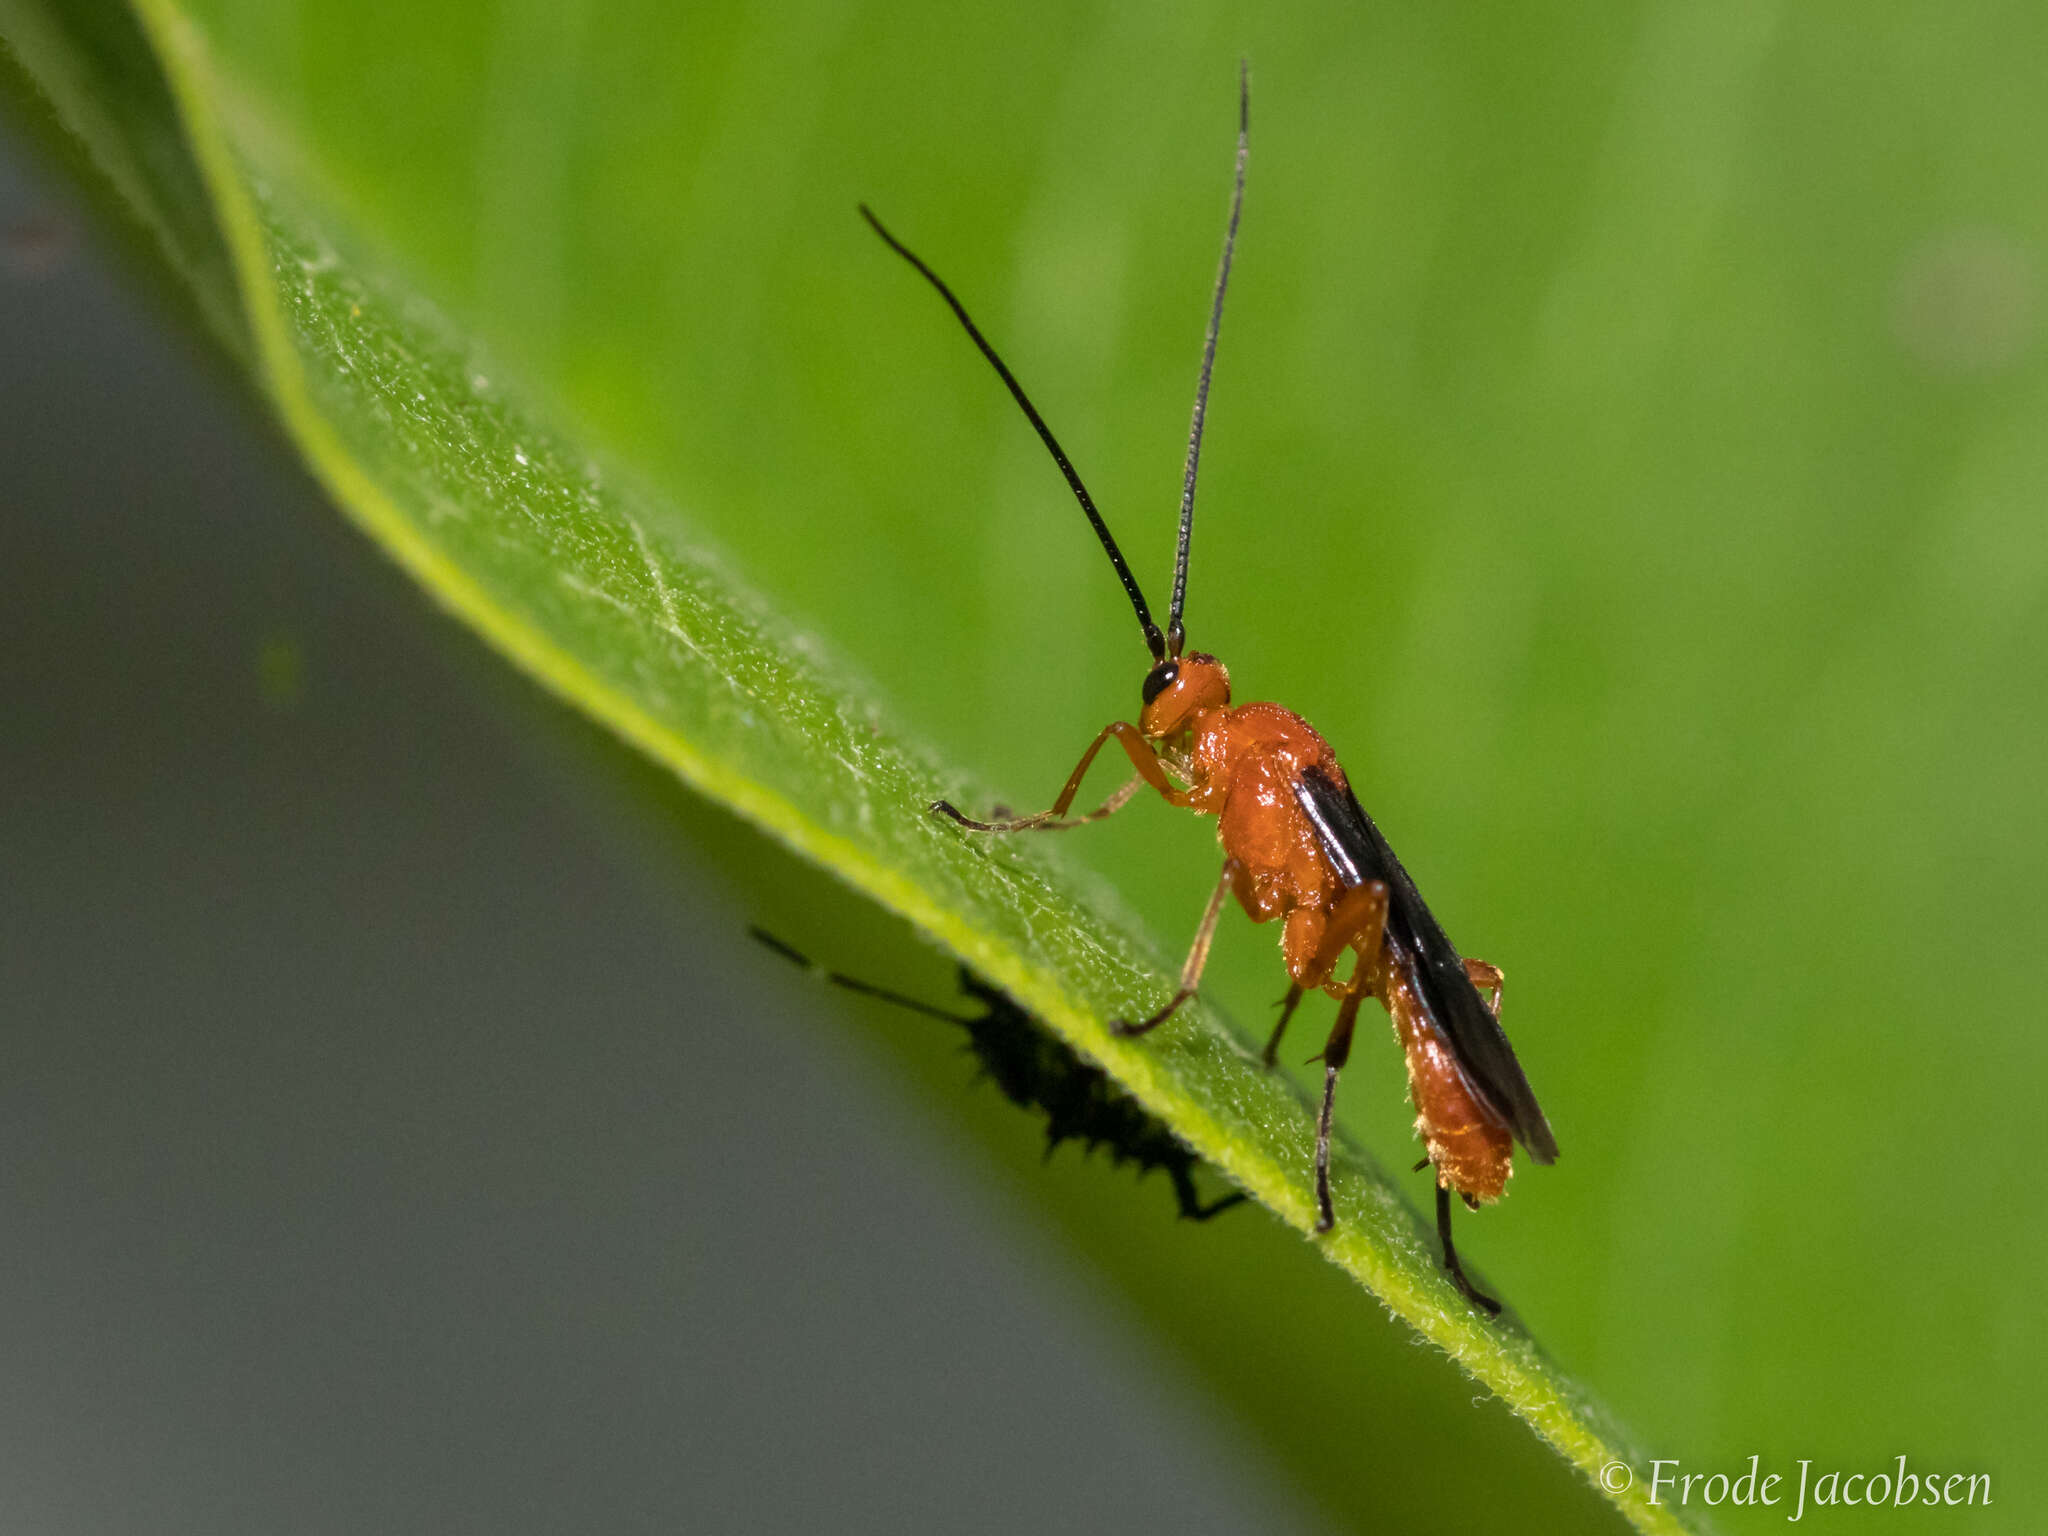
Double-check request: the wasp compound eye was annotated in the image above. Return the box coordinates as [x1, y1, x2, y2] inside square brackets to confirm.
[1142, 661, 1180, 706]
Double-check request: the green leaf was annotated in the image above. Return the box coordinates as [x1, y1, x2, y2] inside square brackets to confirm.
[12, 0, 2043, 1531]
[5, 1, 1671, 1527]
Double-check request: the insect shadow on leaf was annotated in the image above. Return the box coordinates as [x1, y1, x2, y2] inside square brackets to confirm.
[752, 928, 1247, 1221]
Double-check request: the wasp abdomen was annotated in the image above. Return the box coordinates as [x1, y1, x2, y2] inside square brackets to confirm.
[1381, 961, 1515, 1203]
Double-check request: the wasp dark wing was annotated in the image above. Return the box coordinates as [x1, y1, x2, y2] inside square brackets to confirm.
[1295, 766, 1558, 1164]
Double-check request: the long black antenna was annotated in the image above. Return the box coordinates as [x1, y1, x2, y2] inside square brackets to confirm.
[860, 204, 1167, 662]
[1167, 61, 1250, 659]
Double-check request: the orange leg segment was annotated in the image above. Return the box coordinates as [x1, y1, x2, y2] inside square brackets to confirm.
[933, 721, 1187, 831]
[1463, 957, 1504, 1019]
[1113, 858, 1239, 1037]
[1260, 880, 1388, 1068]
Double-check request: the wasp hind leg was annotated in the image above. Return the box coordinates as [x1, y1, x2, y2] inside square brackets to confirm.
[1435, 1180, 1502, 1315]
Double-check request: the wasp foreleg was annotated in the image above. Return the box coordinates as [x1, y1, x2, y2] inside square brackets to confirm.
[933, 722, 1188, 831]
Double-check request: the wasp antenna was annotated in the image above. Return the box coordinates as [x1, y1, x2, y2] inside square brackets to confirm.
[859, 204, 1167, 661]
[1166, 61, 1250, 659]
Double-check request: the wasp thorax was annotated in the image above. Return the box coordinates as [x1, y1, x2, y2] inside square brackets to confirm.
[1139, 653, 1231, 738]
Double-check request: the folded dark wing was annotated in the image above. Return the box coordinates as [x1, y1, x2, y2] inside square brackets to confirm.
[1295, 765, 1558, 1164]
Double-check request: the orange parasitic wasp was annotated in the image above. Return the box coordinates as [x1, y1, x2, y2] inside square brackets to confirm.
[860, 66, 1556, 1312]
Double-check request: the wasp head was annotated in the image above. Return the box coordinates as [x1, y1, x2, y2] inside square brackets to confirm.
[1139, 652, 1230, 739]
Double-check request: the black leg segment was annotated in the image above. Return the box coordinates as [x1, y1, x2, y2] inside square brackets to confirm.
[1435, 1181, 1502, 1315]
[1262, 983, 1304, 1067]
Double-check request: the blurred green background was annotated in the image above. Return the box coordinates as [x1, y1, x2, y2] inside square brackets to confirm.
[6, 1, 2043, 1531]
